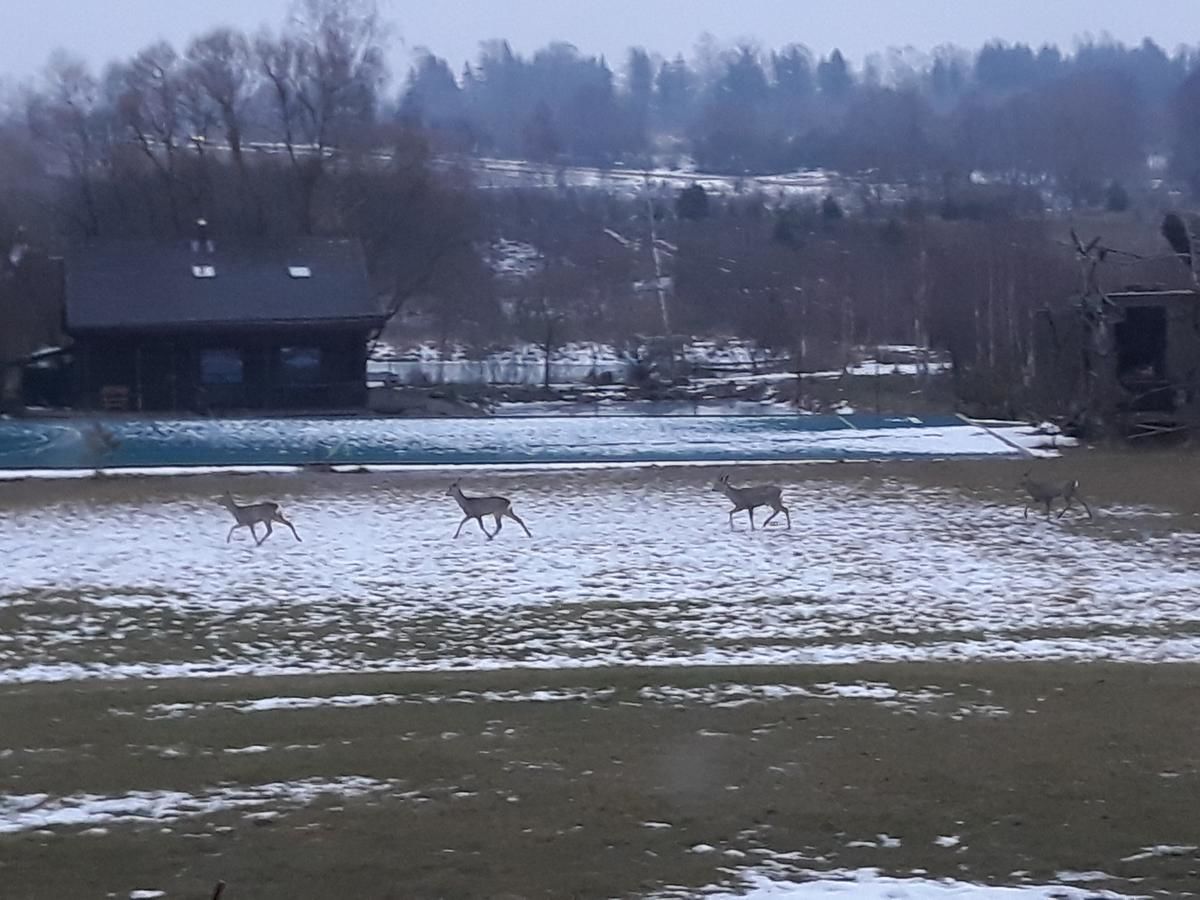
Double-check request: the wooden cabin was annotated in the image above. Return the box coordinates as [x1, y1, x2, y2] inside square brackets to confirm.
[65, 233, 385, 413]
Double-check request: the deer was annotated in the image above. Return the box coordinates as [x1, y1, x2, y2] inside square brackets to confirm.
[216, 491, 301, 545]
[712, 473, 791, 530]
[1020, 472, 1093, 520]
[446, 480, 532, 540]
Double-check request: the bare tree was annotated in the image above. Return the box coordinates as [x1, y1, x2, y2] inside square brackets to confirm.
[112, 41, 188, 232]
[256, 0, 389, 233]
[185, 28, 261, 228]
[26, 52, 110, 236]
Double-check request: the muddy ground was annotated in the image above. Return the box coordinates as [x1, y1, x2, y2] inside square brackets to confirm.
[1, 664, 1198, 898]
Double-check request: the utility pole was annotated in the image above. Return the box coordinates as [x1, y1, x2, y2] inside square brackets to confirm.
[642, 179, 672, 335]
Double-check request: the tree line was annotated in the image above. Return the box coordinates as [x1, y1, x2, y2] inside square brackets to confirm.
[405, 35, 1200, 204]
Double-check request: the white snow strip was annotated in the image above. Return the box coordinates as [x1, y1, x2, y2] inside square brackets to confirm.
[1119, 844, 1197, 862]
[652, 867, 1143, 898]
[139, 688, 611, 718]
[638, 683, 946, 709]
[0, 777, 397, 834]
[0, 465, 303, 481]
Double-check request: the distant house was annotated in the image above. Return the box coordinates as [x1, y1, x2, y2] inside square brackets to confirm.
[65, 229, 385, 412]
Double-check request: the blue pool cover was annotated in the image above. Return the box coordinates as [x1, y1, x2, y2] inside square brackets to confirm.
[0, 414, 1017, 471]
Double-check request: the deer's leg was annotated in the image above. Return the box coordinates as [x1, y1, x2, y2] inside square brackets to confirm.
[1043, 501, 1052, 520]
[748, 508, 756, 530]
[507, 510, 533, 537]
[256, 521, 273, 546]
[1057, 497, 1072, 519]
[762, 504, 791, 529]
[1077, 495, 1094, 519]
[492, 513, 504, 536]
[476, 516, 494, 541]
[248, 522, 260, 543]
[728, 510, 736, 531]
[274, 511, 301, 542]
[453, 516, 470, 538]
[1023, 503, 1030, 519]
[226, 524, 239, 543]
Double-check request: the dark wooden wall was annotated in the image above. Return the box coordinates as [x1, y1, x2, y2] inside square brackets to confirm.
[72, 328, 370, 412]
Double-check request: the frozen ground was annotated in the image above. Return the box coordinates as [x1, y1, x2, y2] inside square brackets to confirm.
[2, 467, 1198, 686]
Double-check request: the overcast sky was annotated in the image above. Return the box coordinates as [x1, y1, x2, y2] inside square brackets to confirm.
[2, 0, 1199, 83]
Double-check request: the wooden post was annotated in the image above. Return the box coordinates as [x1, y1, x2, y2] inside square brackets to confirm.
[170, 341, 178, 410]
[134, 344, 143, 411]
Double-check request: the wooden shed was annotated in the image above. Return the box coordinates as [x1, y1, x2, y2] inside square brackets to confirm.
[65, 233, 386, 413]
[1034, 287, 1200, 438]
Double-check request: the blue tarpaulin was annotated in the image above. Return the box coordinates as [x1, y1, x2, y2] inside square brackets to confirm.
[0, 414, 1018, 472]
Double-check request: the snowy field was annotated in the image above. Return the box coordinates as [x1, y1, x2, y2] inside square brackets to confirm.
[2, 461, 1197, 899]
[2, 466, 1198, 686]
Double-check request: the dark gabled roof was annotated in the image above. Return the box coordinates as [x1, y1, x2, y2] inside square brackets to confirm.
[65, 238, 384, 331]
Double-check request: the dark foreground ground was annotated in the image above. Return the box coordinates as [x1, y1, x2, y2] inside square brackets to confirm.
[2, 662, 1198, 899]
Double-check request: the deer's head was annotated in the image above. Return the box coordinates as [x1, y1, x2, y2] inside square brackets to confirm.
[215, 491, 235, 509]
[445, 480, 461, 497]
[711, 473, 730, 493]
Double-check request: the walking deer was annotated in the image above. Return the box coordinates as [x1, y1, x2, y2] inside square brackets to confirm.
[712, 473, 791, 530]
[446, 480, 532, 540]
[217, 491, 302, 545]
[1020, 472, 1093, 520]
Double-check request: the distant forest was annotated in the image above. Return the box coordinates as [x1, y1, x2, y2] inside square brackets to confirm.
[404, 35, 1200, 201]
[3, 0, 1200, 418]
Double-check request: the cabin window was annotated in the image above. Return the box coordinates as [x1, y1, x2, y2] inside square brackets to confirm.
[279, 346, 321, 383]
[200, 349, 244, 385]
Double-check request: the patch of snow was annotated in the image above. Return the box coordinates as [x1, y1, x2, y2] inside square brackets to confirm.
[1120, 844, 1197, 862]
[487, 239, 543, 280]
[934, 835, 962, 847]
[0, 777, 396, 834]
[639, 683, 946, 710]
[138, 687, 612, 718]
[1055, 870, 1118, 883]
[653, 868, 1144, 898]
